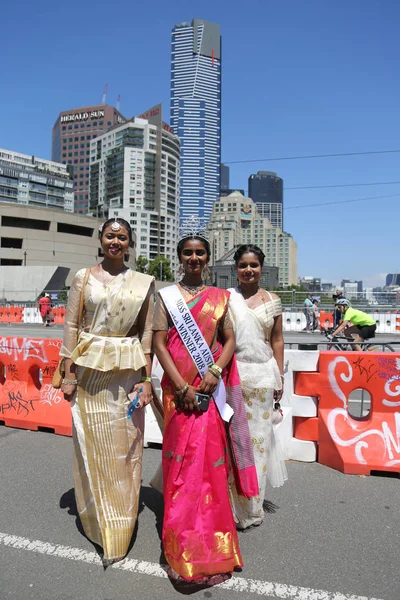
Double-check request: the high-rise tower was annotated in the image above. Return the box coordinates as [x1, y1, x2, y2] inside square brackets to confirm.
[170, 19, 221, 227]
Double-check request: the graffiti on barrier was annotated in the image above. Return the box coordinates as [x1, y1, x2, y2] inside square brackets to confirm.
[327, 356, 400, 466]
[352, 356, 378, 383]
[0, 390, 36, 417]
[0, 337, 48, 363]
[8, 363, 20, 381]
[40, 383, 63, 406]
[47, 339, 62, 350]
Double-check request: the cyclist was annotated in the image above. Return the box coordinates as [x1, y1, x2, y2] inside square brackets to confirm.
[332, 299, 376, 351]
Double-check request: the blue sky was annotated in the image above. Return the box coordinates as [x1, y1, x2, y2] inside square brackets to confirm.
[2, 0, 399, 286]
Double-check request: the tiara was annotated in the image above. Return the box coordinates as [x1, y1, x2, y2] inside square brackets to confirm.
[178, 216, 209, 243]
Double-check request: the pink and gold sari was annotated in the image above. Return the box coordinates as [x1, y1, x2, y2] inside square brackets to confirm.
[161, 287, 258, 582]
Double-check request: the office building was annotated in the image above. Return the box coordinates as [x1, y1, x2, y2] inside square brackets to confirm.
[171, 18, 221, 227]
[386, 273, 400, 287]
[205, 191, 297, 287]
[89, 104, 180, 272]
[220, 163, 230, 191]
[52, 104, 126, 214]
[0, 202, 133, 287]
[0, 148, 74, 212]
[341, 279, 363, 295]
[248, 171, 283, 229]
[220, 188, 245, 198]
[298, 276, 322, 291]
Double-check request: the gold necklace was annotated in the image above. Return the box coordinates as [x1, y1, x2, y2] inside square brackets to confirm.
[179, 281, 207, 296]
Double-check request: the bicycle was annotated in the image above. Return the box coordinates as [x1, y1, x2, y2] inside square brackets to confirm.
[320, 327, 395, 352]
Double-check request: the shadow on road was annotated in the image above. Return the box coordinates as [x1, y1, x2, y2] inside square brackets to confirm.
[59, 485, 165, 567]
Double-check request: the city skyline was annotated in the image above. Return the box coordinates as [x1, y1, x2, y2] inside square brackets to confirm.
[1, 0, 400, 286]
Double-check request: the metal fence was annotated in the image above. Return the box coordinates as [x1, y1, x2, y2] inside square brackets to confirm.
[273, 290, 400, 312]
[0, 289, 399, 311]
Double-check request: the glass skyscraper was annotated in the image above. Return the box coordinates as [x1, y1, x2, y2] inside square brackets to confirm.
[170, 19, 221, 228]
[248, 171, 284, 230]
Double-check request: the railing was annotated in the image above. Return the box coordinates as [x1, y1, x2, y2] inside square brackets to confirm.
[274, 290, 400, 311]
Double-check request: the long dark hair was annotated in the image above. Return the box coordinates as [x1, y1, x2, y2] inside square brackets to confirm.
[233, 244, 265, 267]
[99, 218, 134, 247]
[177, 235, 211, 260]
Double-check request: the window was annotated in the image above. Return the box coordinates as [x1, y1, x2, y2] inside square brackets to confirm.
[1, 259, 22, 265]
[57, 223, 94, 237]
[1, 237, 23, 249]
[2, 216, 50, 231]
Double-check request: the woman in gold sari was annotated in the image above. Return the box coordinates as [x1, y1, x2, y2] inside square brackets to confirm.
[60, 217, 155, 565]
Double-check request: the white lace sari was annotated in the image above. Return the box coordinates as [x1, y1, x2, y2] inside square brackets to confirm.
[228, 288, 288, 529]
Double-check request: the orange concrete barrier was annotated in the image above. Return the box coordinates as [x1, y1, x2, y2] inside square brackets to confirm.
[9, 307, 23, 323]
[53, 307, 66, 325]
[319, 310, 333, 330]
[0, 307, 10, 323]
[296, 351, 400, 475]
[0, 336, 72, 436]
[293, 416, 319, 441]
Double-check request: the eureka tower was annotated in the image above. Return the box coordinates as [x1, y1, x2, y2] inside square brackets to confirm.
[170, 19, 221, 228]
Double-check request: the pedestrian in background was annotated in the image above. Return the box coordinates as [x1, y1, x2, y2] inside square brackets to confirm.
[333, 288, 345, 328]
[38, 292, 51, 327]
[303, 293, 313, 333]
[312, 298, 320, 331]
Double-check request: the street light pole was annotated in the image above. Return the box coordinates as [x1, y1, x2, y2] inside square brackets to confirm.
[23, 251, 27, 266]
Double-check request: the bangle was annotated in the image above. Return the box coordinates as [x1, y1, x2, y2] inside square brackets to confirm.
[62, 378, 78, 386]
[141, 377, 152, 383]
[176, 383, 189, 397]
[211, 364, 222, 374]
[280, 374, 284, 380]
[208, 367, 221, 380]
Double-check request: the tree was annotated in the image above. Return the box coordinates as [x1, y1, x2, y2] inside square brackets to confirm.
[58, 285, 68, 303]
[136, 255, 148, 273]
[148, 256, 174, 282]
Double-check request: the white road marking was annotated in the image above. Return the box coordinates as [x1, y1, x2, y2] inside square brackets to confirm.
[0, 532, 383, 600]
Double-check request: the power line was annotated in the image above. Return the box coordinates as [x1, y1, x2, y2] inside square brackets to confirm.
[286, 180, 400, 191]
[284, 192, 400, 211]
[223, 149, 400, 165]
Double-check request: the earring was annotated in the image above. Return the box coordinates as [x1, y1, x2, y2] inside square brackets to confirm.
[176, 265, 184, 281]
[124, 253, 130, 262]
[202, 266, 211, 283]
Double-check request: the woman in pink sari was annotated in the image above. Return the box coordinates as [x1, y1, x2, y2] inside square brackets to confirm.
[153, 233, 258, 585]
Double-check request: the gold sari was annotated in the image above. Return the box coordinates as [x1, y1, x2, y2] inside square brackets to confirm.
[60, 268, 154, 565]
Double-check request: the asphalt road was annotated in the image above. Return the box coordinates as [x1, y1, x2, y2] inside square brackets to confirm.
[0, 426, 399, 600]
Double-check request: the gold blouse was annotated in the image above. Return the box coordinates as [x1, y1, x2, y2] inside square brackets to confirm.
[61, 268, 154, 372]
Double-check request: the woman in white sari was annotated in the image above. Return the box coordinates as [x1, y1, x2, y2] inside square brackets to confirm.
[228, 244, 287, 530]
[60, 218, 155, 565]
